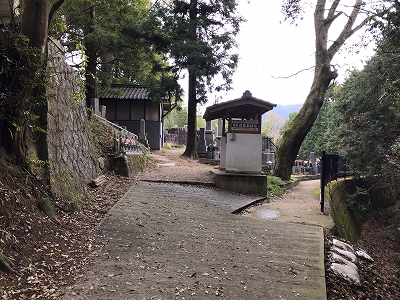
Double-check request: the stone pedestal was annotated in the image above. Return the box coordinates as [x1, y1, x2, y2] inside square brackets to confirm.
[212, 169, 268, 195]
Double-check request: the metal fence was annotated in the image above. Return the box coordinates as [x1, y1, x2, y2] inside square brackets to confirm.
[94, 114, 145, 154]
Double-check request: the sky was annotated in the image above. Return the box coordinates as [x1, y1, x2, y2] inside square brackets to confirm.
[190, 0, 375, 109]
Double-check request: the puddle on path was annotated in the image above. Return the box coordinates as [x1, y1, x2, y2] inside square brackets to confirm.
[253, 209, 281, 219]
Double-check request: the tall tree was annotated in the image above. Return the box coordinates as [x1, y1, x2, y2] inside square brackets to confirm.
[264, 111, 285, 143]
[57, 0, 179, 105]
[0, 0, 65, 274]
[1, 0, 65, 162]
[158, 0, 244, 158]
[274, 0, 372, 180]
[298, 85, 337, 157]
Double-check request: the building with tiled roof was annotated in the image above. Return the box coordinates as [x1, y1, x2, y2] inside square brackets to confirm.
[98, 84, 168, 150]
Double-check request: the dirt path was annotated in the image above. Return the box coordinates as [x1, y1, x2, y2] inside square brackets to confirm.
[247, 180, 335, 232]
[136, 149, 215, 184]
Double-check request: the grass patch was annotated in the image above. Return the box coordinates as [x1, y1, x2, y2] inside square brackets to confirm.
[162, 143, 185, 151]
[65, 192, 93, 212]
[267, 176, 289, 198]
[311, 186, 321, 198]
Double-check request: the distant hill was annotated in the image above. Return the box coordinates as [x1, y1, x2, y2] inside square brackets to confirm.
[269, 103, 303, 120]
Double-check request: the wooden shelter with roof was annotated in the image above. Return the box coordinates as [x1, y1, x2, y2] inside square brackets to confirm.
[98, 84, 176, 150]
[204, 90, 276, 176]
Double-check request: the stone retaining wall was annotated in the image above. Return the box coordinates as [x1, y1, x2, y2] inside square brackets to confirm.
[46, 40, 103, 198]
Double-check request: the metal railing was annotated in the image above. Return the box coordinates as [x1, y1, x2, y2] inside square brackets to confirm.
[93, 114, 145, 155]
[262, 136, 277, 152]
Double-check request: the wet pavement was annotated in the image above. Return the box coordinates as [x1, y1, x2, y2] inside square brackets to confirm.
[63, 181, 328, 299]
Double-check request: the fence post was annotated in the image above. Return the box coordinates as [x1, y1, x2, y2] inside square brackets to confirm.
[320, 151, 326, 213]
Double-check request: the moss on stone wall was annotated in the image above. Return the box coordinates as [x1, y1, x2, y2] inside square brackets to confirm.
[327, 180, 362, 243]
[327, 177, 397, 243]
[110, 153, 153, 177]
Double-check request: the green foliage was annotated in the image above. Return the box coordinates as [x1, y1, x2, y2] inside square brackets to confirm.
[345, 186, 374, 221]
[298, 85, 339, 157]
[333, 54, 400, 178]
[164, 103, 188, 128]
[267, 176, 288, 198]
[157, 0, 245, 104]
[371, 0, 400, 52]
[27, 154, 49, 181]
[261, 121, 271, 137]
[89, 113, 115, 154]
[55, 0, 181, 102]
[66, 191, 93, 212]
[277, 112, 298, 146]
[131, 152, 153, 173]
[196, 114, 206, 129]
[0, 30, 49, 127]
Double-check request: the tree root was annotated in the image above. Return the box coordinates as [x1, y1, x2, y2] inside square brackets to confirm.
[0, 252, 18, 275]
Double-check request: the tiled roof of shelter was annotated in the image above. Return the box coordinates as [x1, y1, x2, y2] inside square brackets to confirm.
[203, 90, 277, 121]
[98, 84, 150, 100]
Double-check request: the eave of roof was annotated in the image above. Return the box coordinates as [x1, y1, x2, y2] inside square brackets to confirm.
[203, 90, 277, 121]
[98, 84, 150, 100]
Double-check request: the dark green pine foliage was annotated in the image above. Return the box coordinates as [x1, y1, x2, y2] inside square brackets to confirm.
[157, 0, 244, 158]
[55, 0, 181, 103]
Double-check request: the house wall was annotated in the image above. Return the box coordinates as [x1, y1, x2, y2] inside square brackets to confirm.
[99, 98, 162, 149]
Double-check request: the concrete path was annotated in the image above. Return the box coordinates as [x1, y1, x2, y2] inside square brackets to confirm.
[63, 181, 327, 299]
[248, 180, 335, 232]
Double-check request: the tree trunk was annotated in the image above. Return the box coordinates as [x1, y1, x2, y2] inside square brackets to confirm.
[182, 71, 198, 158]
[274, 65, 336, 180]
[182, 0, 198, 159]
[85, 5, 97, 107]
[3, 0, 53, 163]
[21, 0, 51, 53]
[274, 0, 369, 180]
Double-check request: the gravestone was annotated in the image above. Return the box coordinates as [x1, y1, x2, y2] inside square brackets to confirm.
[90, 98, 100, 116]
[197, 128, 207, 158]
[138, 119, 149, 148]
[205, 121, 214, 147]
[100, 105, 106, 118]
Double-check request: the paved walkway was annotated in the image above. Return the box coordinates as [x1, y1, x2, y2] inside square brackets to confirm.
[63, 180, 328, 299]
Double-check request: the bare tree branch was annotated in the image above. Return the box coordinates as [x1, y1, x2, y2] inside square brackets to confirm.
[326, 0, 341, 22]
[272, 66, 315, 79]
[328, 0, 372, 59]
